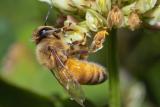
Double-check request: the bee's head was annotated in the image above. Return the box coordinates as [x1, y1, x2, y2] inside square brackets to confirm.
[32, 26, 57, 44]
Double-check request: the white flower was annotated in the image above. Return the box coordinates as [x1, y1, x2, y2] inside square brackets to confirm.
[135, 0, 157, 13]
[86, 9, 106, 31]
[144, 5, 160, 26]
[96, 0, 111, 15]
[39, 0, 76, 11]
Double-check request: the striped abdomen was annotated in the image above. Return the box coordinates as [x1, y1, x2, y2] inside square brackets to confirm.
[65, 58, 107, 85]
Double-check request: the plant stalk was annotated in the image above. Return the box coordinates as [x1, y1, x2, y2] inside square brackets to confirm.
[106, 29, 120, 107]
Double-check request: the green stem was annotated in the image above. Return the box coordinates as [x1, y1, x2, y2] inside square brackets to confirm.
[107, 29, 120, 107]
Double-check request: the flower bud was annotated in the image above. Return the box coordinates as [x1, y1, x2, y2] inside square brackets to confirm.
[107, 6, 124, 28]
[96, 0, 111, 15]
[86, 9, 107, 31]
[128, 12, 141, 30]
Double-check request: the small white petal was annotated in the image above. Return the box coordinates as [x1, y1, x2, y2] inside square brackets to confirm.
[39, 0, 52, 5]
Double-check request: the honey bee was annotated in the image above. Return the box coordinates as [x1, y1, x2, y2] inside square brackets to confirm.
[32, 26, 107, 106]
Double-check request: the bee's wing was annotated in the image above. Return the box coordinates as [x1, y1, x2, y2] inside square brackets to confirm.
[49, 49, 85, 107]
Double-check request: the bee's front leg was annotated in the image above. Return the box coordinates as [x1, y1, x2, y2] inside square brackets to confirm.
[79, 49, 89, 60]
[68, 45, 90, 60]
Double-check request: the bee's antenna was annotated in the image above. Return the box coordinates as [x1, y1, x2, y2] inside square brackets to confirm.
[44, 0, 53, 25]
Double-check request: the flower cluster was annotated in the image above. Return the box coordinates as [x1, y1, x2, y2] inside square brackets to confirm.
[38, 0, 160, 59]
[40, 0, 160, 31]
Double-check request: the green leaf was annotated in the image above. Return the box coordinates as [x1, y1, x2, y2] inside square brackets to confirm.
[0, 78, 54, 107]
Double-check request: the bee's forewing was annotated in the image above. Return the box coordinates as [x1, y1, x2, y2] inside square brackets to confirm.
[49, 49, 85, 106]
[50, 69, 85, 106]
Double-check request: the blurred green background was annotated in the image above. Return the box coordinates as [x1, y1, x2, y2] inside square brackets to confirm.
[0, 0, 160, 107]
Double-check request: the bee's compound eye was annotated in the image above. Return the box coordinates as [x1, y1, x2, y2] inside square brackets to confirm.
[39, 27, 53, 37]
[39, 29, 48, 37]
